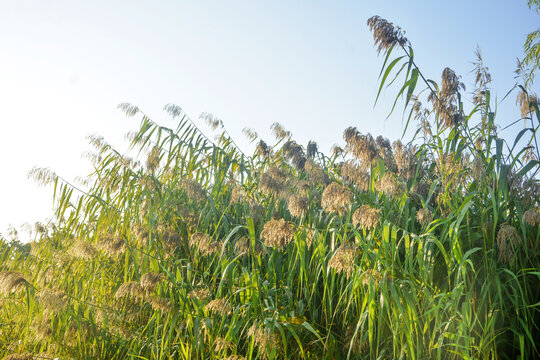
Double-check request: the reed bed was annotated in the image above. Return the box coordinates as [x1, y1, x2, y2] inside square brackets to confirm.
[1, 16, 539, 359]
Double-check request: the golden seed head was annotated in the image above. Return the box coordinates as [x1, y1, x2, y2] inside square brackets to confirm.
[243, 127, 258, 141]
[188, 288, 211, 302]
[377, 173, 402, 197]
[234, 236, 262, 257]
[140, 272, 164, 292]
[97, 232, 126, 258]
[523, 208, 540, 226]
[230, 186, 247, 204]
[517, 90, 538, 118]
[28, 167, 58, 187]
[260, 166, 289, 197]
[341, 161, 370, 191]
[360, 268, 382, 287]
[352, 205, 380, 230]
[213, 337, 234, 352]
[70, 240, 97, 260]
[416, 208, 433, 226]
[180, 179, 207, 203]
[247, 324, 280, 356]
[328, 243, 357, 277]
[205, 298, 231, 316]
[148, 296, 172, 312]
[222, 355, 246, 360]
[496, 224, 522, 263]
[321, 182, 352, 216]
[288, 194, 309, 217]
[38, 288, 66, 312]
[256, 140, 271, 158]
[392, 140, 417, 179]
[115, 281, 145, 300]
[261, 219, 295, 251]
[146, 145, 160, 173]
[2, 354, 34, 360]
[282, 140, 307, 170]
[343, 128, 378, 170]
[304, 159, 329, 186]
[0, 271, 28, 295]
[31, 315, 52, 341]
[367, 16, 408, 54]
[190, 232, 221, 256]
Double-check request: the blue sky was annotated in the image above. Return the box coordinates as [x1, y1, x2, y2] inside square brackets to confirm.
[0, 0, 538, 240]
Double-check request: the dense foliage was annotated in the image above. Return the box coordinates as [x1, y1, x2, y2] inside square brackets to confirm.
[1, 16, 539, 360]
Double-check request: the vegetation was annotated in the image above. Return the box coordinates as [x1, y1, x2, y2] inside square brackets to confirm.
[1, 16, 539, 360]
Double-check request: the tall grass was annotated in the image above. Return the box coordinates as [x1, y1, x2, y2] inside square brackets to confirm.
[1, 16, 539, 360]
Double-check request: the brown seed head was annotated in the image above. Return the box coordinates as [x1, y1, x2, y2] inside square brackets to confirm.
[416, 208, 433, 226]
[148, 296, 172, 312]
[38, 288, 66, 312]
[304, 159, 329, 186]
[321, 182, 352, 216]
[497, 224, 522, 263]
[70, 240, 97, 260]
[140, 272, 164, 292]
[328, 243, 357, 277]
[352, 205, 380, 230]
[205, 298, 231, 316]
[367, 16, 408, 54]
[261, 219, 295, 251]
[115, 281, 145, 300]
[0, 271, 27, 295]
[288, 194, 309, 217]
[523, 208, 540, 226]
[341, 161, 370, 191]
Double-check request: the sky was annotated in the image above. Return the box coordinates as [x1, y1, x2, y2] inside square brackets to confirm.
[0, 0, 538, 241]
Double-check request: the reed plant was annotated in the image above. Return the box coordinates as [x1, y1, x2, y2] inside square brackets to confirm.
[1, 16, 539, 360]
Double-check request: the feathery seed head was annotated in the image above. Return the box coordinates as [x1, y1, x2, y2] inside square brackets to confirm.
[523, 208, 540, 226]
[341, 161, 370, 191]
[307, 140, 318, 159]
[180, 179, 206, 203]
[115, 281, 144, 300]
[322, 182, 352, 216]
[146, 146, 160, 173]
[261, 219, 295, 251]
[377, 173, 402, 197]
[189, 288, 211, 302]
[328, 243, 357, 277]
[367, 16, 408, 54]
[200, 112, 223, 130]
[256, 140, 271, 158]
[148, 296, 172, 312]
[140, 272, 164, 292]
[213, 337, 234, 352]
[71, 240, 97, 260]
[38, 288, 66, 312]
[247, 324, 280, 357]
[288, 194, 309, 217]
[304, 159, 329, 186]
[352, 205, 380, 230]
[97, 232, 126, 258]
[243, 127, 258, 141]
[271, 122, 291, 140]
[0, 271, 27, 295]
[497, 224, 522, 263]
[205, 298, 231, 316]
[416, 208, 433, 226]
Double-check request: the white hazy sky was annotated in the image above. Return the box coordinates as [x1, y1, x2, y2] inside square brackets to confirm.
[0, 1, 538, 241]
